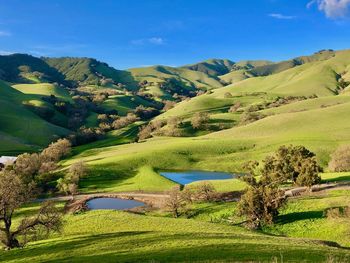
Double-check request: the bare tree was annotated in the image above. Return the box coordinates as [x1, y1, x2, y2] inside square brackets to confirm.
[165, 186, 186, 218]
[0, 170, 61, 249]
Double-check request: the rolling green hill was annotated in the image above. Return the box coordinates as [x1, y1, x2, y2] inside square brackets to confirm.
[128, 65, 224, 99]
[0, 81, 70, 154]
[182, 58, 236, 76]
[63, 49, 350, 192]
[12, 83, 72, 101]
[0, 54, 66, 84]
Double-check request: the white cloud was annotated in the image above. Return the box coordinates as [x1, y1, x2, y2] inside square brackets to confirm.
[131, 37, 165, 46]
[148, 37, 164, 45]
[268, 13, 296, 19]
[0, 50, 15, 55]
[0, 31, 11, 37]
[308, 0, 350, 18]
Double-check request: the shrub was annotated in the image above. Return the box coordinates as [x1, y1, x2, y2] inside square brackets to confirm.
[194, 182, 216, 201]
[224, 92, 233, 98]
[328, 145, 350, 172]
[239, 112, 265, 125]
[228, 102, 241, 113]
[191, 112, 210, 129]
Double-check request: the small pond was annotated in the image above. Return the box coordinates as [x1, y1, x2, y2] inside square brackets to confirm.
[159, 170, 236, 185]
[87, 198, 145, 210]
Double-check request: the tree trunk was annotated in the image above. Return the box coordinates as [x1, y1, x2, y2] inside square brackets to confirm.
[2, 218, 20, 249]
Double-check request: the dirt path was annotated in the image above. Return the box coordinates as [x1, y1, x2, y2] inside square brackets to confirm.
[284, 181, 350, 197]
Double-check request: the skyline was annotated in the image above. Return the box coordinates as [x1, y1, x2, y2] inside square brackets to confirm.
[0, 0, 350, 69]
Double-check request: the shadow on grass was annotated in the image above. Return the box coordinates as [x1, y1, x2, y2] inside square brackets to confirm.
[276, 210, 324, 224]
[322, 175, 350, 183]
[1, 230, 350, 262]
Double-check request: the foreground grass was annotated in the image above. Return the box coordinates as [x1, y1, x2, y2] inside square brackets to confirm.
[1, 209, 350, 262]
[264, 189, 350, 247]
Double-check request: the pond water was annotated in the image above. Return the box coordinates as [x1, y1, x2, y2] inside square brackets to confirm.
[159, 170, 236, 185]
[87, 198, 145, 210]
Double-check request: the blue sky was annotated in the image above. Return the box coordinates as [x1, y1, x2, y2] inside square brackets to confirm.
[0, 0, 350, 69]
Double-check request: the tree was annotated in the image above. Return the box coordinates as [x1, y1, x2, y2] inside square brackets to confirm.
[14, 139, 72, 187]
[181, 186, 195, 204]
[237, 175, 285, 230]
[191, 112, 210, 129]
[41, 139, 71, 163]
[162, 100, 176, 111]
[138, 124, 153, 140]
[328, 145, 350, 172]
[195, 181, 216, 201]
[260, 145, 321, 186]
[14, 153, 41, 183]
[228, 102, 241, 113]
[237, 145, 322, 229]
[165, 186, 186, 218]
[57, 161, 88, 197]
[0, 170, 61, 249]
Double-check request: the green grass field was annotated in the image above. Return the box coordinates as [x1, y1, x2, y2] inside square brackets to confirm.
[4, 49, 350, 261]
[1, 203, 350, 262]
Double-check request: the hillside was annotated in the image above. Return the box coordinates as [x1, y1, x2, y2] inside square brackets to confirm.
[128, 65, 224, 99]
[44, 57, 137, 88]
[0, 80, 70, 154]
[0, 49, 349, 155]
[0, 54, 66, 84]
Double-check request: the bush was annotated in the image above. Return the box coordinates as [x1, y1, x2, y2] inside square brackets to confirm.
[194, 182, 217, 201]
[224, 92, 233, 98]
[328, 145, 350, 172]
[239, 112, 265, 125]
[191, 112, 210, 129]
[228, 102, 241, 113]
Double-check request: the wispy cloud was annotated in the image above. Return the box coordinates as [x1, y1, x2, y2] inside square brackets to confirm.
[308, 0, 350, 18]
[268, 13, 296, 20]
[0, 50, 15, 55]
[131, 37, 165, 46]
[0, 30, 11, 37]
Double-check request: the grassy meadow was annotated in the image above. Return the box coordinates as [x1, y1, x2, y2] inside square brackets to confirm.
[3, 49, 350, 262]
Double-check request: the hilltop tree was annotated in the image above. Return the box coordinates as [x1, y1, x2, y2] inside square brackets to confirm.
[0, 170, 61, 249]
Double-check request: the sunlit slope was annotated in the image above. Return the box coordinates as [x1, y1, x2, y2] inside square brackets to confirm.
[181, 58, 235, 76]
[157, 50, 350, 120]
[129, 65, 224, 92]
[67, 94, 350, 188]
[222, 50, 350, 97]
[219, 60, 273, 84]
[0, 81, 69, 154]
[12, 83, 72, 101]
[1, 210, 348, 262]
